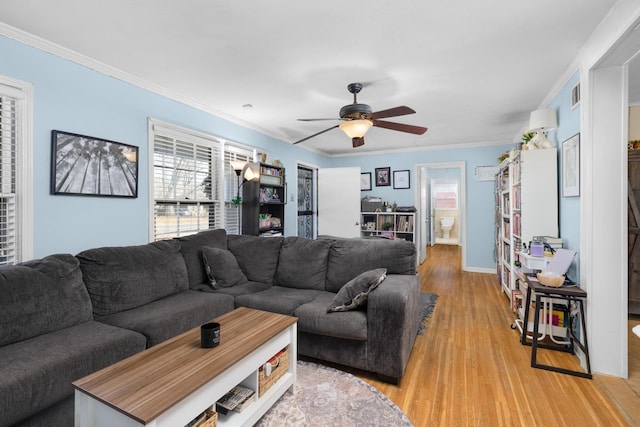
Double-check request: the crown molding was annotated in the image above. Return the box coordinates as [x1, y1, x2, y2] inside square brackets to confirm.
[328, 138, 512, 158]
[0, 22, 286, 143]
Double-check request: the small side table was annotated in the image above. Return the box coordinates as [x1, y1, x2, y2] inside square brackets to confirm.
[520, 276, 592, 379]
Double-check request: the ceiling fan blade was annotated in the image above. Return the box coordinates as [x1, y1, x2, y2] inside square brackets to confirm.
[297, 118, 343, 122]
[373, 119, 428, 135]
[292, 125, 339, 145]
[352, 137, 365, 148]
[370, 106, 416, 120]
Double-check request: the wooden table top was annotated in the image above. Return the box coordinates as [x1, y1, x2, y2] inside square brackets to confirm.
[524, 275, 587, 298]
[73, 307, 297, 424]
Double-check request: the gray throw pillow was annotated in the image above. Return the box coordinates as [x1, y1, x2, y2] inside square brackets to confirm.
[327, 268, 387, 312]
[202, 246, 248, 289]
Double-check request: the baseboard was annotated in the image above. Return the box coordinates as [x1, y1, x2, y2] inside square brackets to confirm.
[463, 266, 495, 274]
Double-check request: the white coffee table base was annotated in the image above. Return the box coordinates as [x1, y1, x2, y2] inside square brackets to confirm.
[74, 309, 297, 427]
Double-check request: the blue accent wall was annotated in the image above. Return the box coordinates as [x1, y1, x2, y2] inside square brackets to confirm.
[0, 35, 328, 257]
[546, 71, 581, 280]
[331, 144, 512, 270]
[2, 33, 514, 270]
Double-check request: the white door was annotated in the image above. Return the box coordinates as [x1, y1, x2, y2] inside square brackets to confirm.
[318, 167, 360, 238]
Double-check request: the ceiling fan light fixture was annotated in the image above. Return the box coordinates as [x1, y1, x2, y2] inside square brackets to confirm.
[339, 119, 373, 139]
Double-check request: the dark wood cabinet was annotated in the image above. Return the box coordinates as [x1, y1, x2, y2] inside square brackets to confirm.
[242, 163, 285, 236]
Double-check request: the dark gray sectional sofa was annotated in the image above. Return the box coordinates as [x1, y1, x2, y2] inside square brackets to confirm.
[0, 229, 420, 427]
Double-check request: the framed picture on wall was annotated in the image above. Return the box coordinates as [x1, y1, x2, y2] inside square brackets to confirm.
[562, 133, 580, 197]
[375, 167, 391, 186]
[360, 172, 372, 191]
[51, 130, 139, 198]
[393, 170, 410, 189]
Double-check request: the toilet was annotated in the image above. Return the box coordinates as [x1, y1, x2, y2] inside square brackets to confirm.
[440, 217, 455, 239]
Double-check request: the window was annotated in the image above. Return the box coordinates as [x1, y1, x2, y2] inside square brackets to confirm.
[149, 119, 255, 240]
[0, 76, 33, 265]
[433, 181, 458, 210]
[224, 147, 256, 235]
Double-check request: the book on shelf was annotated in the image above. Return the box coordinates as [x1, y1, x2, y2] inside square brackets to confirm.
[216, 385, 255, 415]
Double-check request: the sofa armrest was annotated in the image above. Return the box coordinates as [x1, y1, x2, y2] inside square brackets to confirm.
[366, 273, 421, 381]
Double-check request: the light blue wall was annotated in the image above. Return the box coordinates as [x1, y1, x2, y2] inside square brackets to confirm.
[0, 35, 329, 257]
[2, 33, 515, 270]
[546, 71, 581, 280]
[330, 144, 512, 269]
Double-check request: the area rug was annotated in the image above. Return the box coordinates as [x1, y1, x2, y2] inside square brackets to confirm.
[256, 361, 413, 427]
[418, 292, 438, 335]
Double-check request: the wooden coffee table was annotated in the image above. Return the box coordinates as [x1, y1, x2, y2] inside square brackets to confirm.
[73, 307, 297, 426]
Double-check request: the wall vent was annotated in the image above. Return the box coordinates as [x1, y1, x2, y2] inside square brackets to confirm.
[571, 83, 581, 109]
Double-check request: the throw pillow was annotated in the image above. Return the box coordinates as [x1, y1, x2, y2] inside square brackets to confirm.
[327, 268, 387, 312]
[202, 246, 248, 289]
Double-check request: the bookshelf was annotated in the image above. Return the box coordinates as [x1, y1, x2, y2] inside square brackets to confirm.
[494, 149, 558, 307]
[242, 163, 285, 236]
[360, 211, 416, 244]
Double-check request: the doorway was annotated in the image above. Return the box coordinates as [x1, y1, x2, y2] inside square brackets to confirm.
[432, 178, 460, 245]
[297, 164, 317, 239]
[415, 161, 466, 268]
[584, 12, 640, 378]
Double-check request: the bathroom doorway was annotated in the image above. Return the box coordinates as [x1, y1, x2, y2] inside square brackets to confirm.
[415, 161, 465, 268]
[432, 178, 460, 245]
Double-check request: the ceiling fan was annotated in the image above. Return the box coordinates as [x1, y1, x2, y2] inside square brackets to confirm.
[293, 83, 428, 148]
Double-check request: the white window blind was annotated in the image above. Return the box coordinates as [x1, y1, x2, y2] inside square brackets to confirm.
[0, 74, 32, 265]
[0, 95, 17, 264]
[150, 119, 256, 240]
[152, 126, 222, 240]
[224, 148, 254, 235]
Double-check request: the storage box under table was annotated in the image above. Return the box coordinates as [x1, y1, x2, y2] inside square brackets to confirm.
[258, 347, 289, 397]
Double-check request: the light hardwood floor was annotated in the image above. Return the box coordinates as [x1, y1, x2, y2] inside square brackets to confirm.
[350, 244, 639, 426]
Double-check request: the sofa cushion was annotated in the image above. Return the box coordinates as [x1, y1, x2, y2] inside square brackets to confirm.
[327, 268, 387, 312]
[228, 234, 283, 285]
[77, 240, 189, 317]
[202, 246, 248, 288]
[0, 254, 92, 347]
[275, 237, 331, 290]
[96, 290, 235, 347]
[295, 292, 367, 340]
[0, 320, 145, 427]
[235, 286, 323, 315]
[177, 228, 228, 288]
[211, 281, 272, 298]
[324, 237, 416, 293]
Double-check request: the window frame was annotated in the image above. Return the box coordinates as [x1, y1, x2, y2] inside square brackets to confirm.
[148, 118, 257, 240]
[0, 75, 33, 264]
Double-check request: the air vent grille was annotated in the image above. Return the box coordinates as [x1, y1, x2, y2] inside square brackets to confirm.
[571, 83, 581, 109]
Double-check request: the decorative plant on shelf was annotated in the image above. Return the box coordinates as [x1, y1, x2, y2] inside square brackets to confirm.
[522, 131, 535, 144]
[382, 221, 394, 231]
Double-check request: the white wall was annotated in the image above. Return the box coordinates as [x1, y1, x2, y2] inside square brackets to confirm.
[576, 0, 640, 377]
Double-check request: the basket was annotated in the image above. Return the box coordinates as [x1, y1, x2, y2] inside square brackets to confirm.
[536, 273, 565, 288]
[258, 347, 289, 396]
[192, 408, 217, 427]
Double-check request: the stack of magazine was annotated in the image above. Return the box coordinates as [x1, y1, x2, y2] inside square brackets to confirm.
[216, 385, 256, 415]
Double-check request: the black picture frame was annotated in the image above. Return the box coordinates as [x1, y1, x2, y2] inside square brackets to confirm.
[360, 172, 372, 191]
[51, 130, 139, 198]
[393, 170, 410, 189]
[375, 167, 391, 186]
[562, 133, 580, 197]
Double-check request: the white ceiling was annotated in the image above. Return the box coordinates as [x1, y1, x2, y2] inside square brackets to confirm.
[0, 1, 620, 155]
